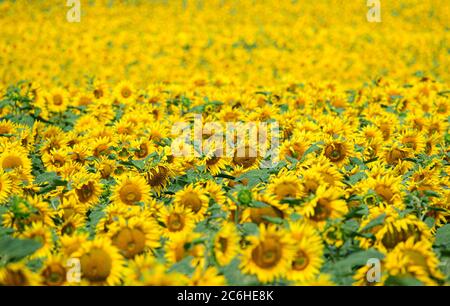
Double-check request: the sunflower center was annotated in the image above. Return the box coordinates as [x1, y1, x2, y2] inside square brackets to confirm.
[99, 164, 113, 179]
[135, 144, 148, 158]
[76, 182, 94, 203]
[119, 183, 142, 205]
[218, 237, 228, 253]
[324, 143, 345, 162]
[274, 182, 298, 199]
[62, 222, 75, 236]
[146, 166, 168, 187]
[206, 156, 220, 166]
[2, 155, 23, 170]
[233, 146, 257, 169]
[53, 94, 63, 106]
[113, 227, 146, 258]
[80, 248, 112, 282]
[121, 87, 132, 98]
[310, 199, 332, 221]
[181, 192, 203, 213]
[374, 185, 394, 203]
[292, 250, 309, 271]
[42, 264, 66, 286]
[167, 213, 185, 232]
[3, 269, 28, 286]
[386, 148, 408, 164]
[251, 238, 282, 269]
[381, 224, 421, 250]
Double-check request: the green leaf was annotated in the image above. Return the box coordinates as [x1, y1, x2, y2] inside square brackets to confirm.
[360, 213, 386, 232]
[221, 258, 259, 285]
[167, 255, 195, 275]
[0, 236, 42, 265]
[435, 224, 450, 247]
[34, 171, 60, 185]
[332, 249, 384, 275]
[241, 223, 259, 235]
[384, 275, 423, 286]
[261, 216, 284, 225]
[249, 201, 270, 208]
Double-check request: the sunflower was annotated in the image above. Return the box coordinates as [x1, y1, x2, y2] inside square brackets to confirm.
[164, 233, 205, 268]
[213, 222, 240, 266]
[113, 81, 136, 104]
[6, 195, 55, 227]
[383, 142, 412, 165]
[240, 224, 296, 283]
[60, 232, 90, 257]
[384, 238, 444, 285]
[41, 148, 70, 173]
[200, 148, 230, 176]
[321, 135, 355, 167]
[0, 262, 41, 286]
[145, 163, 174, 194]
[353, 264, 387, 286]
[358, 206, 432, 253]
[358, 125, 384, 159]
[173, 184, 209, 221]
[286, 221, 323, 282]
[158, 204, 196, 239]
[19, 222, 54, 258]
[267, 170, 303, 201]
[93, 157, 117, 179]
[231, 144, 261, 171]
[202, 180, 227, 205]
[398, 129, 426, 154]
[73, 237, 125, 285]
[360, 174, 404, 209]
[0, 168, 12, 204]
[189, 266, 226, 286]
[39, 255, 70, 286]
[90, 136, 114, 158]
[108, 216, 161, 258]
[58, 213, 86, 236]
[122, 254, 158, 285]
[46, 87, 69, 112]
[0, 144, 33, 184]
[112, 173, 151, 206]
[68, 143, 92, 166]
[95, 203, 141, 235]
[241, 193, 289, 225]
[70, 171, 103, 207]
[300, 185, 348, 229]
[279, 131, 313, 161]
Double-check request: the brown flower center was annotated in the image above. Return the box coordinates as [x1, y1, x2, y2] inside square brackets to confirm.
[80, 248, 112, 282]
[167, 213, 185, 232]
[180, 192, 203, 213]
[42, 263, 66, 286]
[2, 155, 23, 170]
[251, 237, 282, 269]
[324, 143, 345, 162]
[113, 227, 146, 258]
[119, 183, 142, 205]
[76, 182, 95, 203]
[292, 250, 309, 271]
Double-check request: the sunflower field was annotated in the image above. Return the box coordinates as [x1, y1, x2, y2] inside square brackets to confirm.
[0, 0, 449, 286]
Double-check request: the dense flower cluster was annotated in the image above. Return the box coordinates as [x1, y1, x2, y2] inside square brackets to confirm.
[0, 0, 448, 286]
